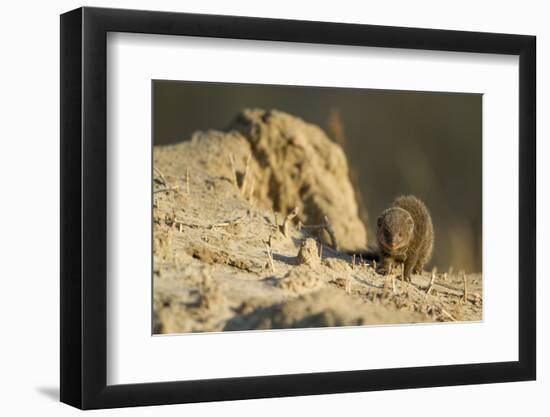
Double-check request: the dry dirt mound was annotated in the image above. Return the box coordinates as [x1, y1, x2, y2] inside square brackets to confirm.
[152, 110, 483, 334]
[231, 109, 367, 251]
[154, 109, 367, 251]
[224, 289, 428, 331]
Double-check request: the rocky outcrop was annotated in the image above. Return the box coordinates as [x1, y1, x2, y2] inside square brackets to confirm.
[231, 109, 368, 251]
[157, 109, 368, 251]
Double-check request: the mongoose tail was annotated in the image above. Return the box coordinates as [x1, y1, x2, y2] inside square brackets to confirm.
[345, 247, 381, 263]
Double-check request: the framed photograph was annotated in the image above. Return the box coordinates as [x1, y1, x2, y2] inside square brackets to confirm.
[60, 6, 536, 409]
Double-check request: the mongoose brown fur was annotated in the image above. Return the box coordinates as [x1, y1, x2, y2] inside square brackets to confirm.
[376, 195, 434, 281]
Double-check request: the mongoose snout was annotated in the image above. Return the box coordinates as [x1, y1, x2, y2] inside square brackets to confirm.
[377, 207, 414, 252]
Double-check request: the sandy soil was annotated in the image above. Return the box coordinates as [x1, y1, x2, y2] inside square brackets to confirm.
[153, 110, 482, 334]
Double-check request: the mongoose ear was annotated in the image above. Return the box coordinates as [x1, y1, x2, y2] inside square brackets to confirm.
[407, 217, 414, 226]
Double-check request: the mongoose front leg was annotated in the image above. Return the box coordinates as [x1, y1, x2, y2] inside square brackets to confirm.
[380, 255, 394, 276]
[403, 254, 418, 283]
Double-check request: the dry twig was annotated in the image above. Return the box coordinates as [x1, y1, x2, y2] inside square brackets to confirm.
[172, 216, 244, 231]
[281, 207, 299, 238]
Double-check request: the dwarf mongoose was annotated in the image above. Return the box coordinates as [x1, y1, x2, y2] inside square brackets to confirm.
[376, 195, 434, 281]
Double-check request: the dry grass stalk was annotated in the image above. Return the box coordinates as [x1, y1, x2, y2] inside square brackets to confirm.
[391, 276, 396, 293]
[153, 166, 167, 185]
[209, 217, 243, 230]
[352, 254, 356, 269]
[319, 243, 323, 260]
[264, 236, 275, 273]
[426, 270, 436, 296]
[322, 216, 337, 250]
[173, 218, 193, 229]
[461, 272, 468, 303]
[241, 153, 251, 195]
[247, 177, 255, 201]
[282, 206, 299, 238]
[185, 168, 190, 195]
[440, 308, 458, 322]
[229, 154, 238, 187]
[271, 209, 278, 229]
[154, 185, 179, 194]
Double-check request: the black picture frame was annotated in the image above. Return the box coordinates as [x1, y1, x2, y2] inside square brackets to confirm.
[60, 6, 536, 410]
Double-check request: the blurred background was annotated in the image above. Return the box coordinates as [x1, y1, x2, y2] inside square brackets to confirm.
[153, 80, 482, 272]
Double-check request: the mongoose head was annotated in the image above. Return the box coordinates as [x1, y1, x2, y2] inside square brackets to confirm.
[377, 207, 414, 253]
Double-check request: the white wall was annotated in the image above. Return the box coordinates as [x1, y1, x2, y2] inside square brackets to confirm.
[0, 0, 546, 415]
